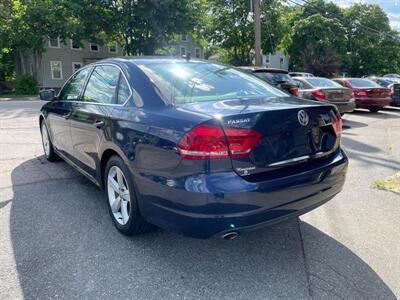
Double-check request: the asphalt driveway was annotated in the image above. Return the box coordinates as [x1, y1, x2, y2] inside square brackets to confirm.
[1, 101, 399, 299]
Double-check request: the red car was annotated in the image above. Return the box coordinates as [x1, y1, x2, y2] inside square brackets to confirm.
[333, 78, 391, 112]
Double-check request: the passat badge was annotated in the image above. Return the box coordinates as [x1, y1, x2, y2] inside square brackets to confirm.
[298, 110, 309, 126]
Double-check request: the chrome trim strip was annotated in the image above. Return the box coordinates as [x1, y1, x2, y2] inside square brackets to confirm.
[267, 155, 310, 167]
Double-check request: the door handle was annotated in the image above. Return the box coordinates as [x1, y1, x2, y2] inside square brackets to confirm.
[94, 120, 105, 129]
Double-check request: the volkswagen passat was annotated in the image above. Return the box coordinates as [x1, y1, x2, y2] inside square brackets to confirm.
[39, 58, 348, 239]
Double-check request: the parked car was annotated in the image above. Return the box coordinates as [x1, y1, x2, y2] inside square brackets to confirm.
[39, 58, 348, 239]
[292, 77, 355, 114]
[383, 74, 400, 79]
[369, 77, 400, 107]
[333, 78, 391, 112]
[238, 67, 299, 96]
[289, 72, 314, 78]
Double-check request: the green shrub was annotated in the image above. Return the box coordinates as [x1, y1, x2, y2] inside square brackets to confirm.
[14, 75, 38, 95]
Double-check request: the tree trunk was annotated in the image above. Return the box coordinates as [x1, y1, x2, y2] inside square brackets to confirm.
[19, 49, 26, 75]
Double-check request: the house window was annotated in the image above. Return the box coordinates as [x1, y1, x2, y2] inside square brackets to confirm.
[181, 34, 187, 41]
[90, 43, 99, 52]
[195, 48, 201, 58]
[50, 61, 63, 80]
[48, 38, 60, 48]
[72, 62, 83, 73]
[70, 40, 81, 50]
[180, 47, 186, 56]
[108, 42, 117, 53]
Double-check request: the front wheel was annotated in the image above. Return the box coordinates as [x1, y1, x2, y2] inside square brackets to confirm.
[105, 156, 154, 235]
[369, 107, 381, 113]
[40, 121, 59, 161]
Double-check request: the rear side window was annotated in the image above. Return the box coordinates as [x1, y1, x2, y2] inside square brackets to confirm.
[58, 67, 91, 100]
[253, 72, 294, 85]
[306, 78, 342, 88]
[348, 79, 381, 88]
[83, 65, 120, 104]
[333, 80, 344, 86]
[117, 75, 131, 104]
[293, 79, 311, 89]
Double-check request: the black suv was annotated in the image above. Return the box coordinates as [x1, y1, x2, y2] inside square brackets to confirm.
[239, 67, 299, 96]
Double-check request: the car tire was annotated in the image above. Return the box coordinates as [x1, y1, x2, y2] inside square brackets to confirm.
[105, 155, 154, 236]
[369, 107, 381, 113]
[40, 121, 60, 162]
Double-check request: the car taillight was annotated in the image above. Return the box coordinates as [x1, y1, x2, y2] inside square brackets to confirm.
[178, 124, 261, 160]
[332, 113, 342, 138]
[311, 89, 326, 100]
[355, 90, 367, 97]
[387, 89, 392, 97]
[289, 86, 299, 96]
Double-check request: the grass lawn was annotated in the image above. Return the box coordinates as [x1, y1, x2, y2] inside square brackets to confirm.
[373, 172, 400, 194]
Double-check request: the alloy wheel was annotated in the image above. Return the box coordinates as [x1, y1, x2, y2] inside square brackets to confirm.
[41, 123, 50, 157]
[107, 166, 131, 225]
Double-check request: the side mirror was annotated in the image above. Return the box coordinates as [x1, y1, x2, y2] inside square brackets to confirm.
[39, 89, 56, 101]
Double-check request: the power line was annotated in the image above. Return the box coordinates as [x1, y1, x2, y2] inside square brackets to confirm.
[286, 0, 398, 43]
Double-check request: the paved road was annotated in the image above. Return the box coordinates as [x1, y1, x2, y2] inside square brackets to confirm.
[0, 101, 399, 300]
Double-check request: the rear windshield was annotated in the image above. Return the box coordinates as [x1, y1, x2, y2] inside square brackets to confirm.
[305, 78, 342, 88]
[253, 72, 294, 85]
[137, 62, 288, 104]
[348, 79, 381, 88]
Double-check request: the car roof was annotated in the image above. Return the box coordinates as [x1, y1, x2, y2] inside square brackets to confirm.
[95, 56, 210, 67]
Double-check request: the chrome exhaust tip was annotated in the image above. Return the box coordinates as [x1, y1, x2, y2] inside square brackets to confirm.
[221, 232, 239, 240]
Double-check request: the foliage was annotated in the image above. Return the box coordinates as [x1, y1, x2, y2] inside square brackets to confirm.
[106, 0, 204, 55]
[342, 4, 400, 76]
[288, 14, 346, 76]
[204, 0, 254, 65]
[14, 75, 38, 95]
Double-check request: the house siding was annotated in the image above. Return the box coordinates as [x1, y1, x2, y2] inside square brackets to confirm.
[170, 35, 204, 59]
[30, 40, 123, 89]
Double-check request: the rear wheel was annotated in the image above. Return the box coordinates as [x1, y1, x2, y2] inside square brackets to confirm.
[105, 155, 153, 235]
[40, 121, 59, 161]
[369, 107, 381, 113]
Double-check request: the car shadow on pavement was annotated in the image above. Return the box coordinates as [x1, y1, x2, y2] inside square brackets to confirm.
[7, 157, 397, 300]
[342, 119, 368, 130]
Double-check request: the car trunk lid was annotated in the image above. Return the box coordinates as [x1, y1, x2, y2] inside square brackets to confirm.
[179, 97, 341, 177]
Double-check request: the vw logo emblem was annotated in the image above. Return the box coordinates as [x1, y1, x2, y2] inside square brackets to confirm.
[298, 110, 309, 126]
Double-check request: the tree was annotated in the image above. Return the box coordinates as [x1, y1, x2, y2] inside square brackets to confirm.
[260, 0, 286, 55]
[343, 3, 400, 76]
[288, 14, 346, 76]
[205, 0, 254, 65]
[107, 0, 203, 55]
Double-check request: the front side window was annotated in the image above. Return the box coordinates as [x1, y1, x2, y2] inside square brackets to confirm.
[138, 62, 288, 104]
[50, 61, 63, 80]
[83, 65, 120, 104]
[58, 67, 91, 101]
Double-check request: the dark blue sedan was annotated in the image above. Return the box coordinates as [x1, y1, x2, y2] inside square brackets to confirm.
[39, 57, 348, 239]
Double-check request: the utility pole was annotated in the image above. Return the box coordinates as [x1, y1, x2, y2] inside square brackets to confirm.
[253, 0, 262, 66]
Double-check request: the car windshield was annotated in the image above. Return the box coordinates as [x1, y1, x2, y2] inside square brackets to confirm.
[348, 79, 381, 88]
[306, 78, 342, 88]
[253, 72, 294, 85]
[138, 62, 288, 104]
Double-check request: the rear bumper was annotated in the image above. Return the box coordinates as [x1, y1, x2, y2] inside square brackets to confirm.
[355, 97, 391, 108]
[331, 100, 355, 113]
[135, 150, 348, 239]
